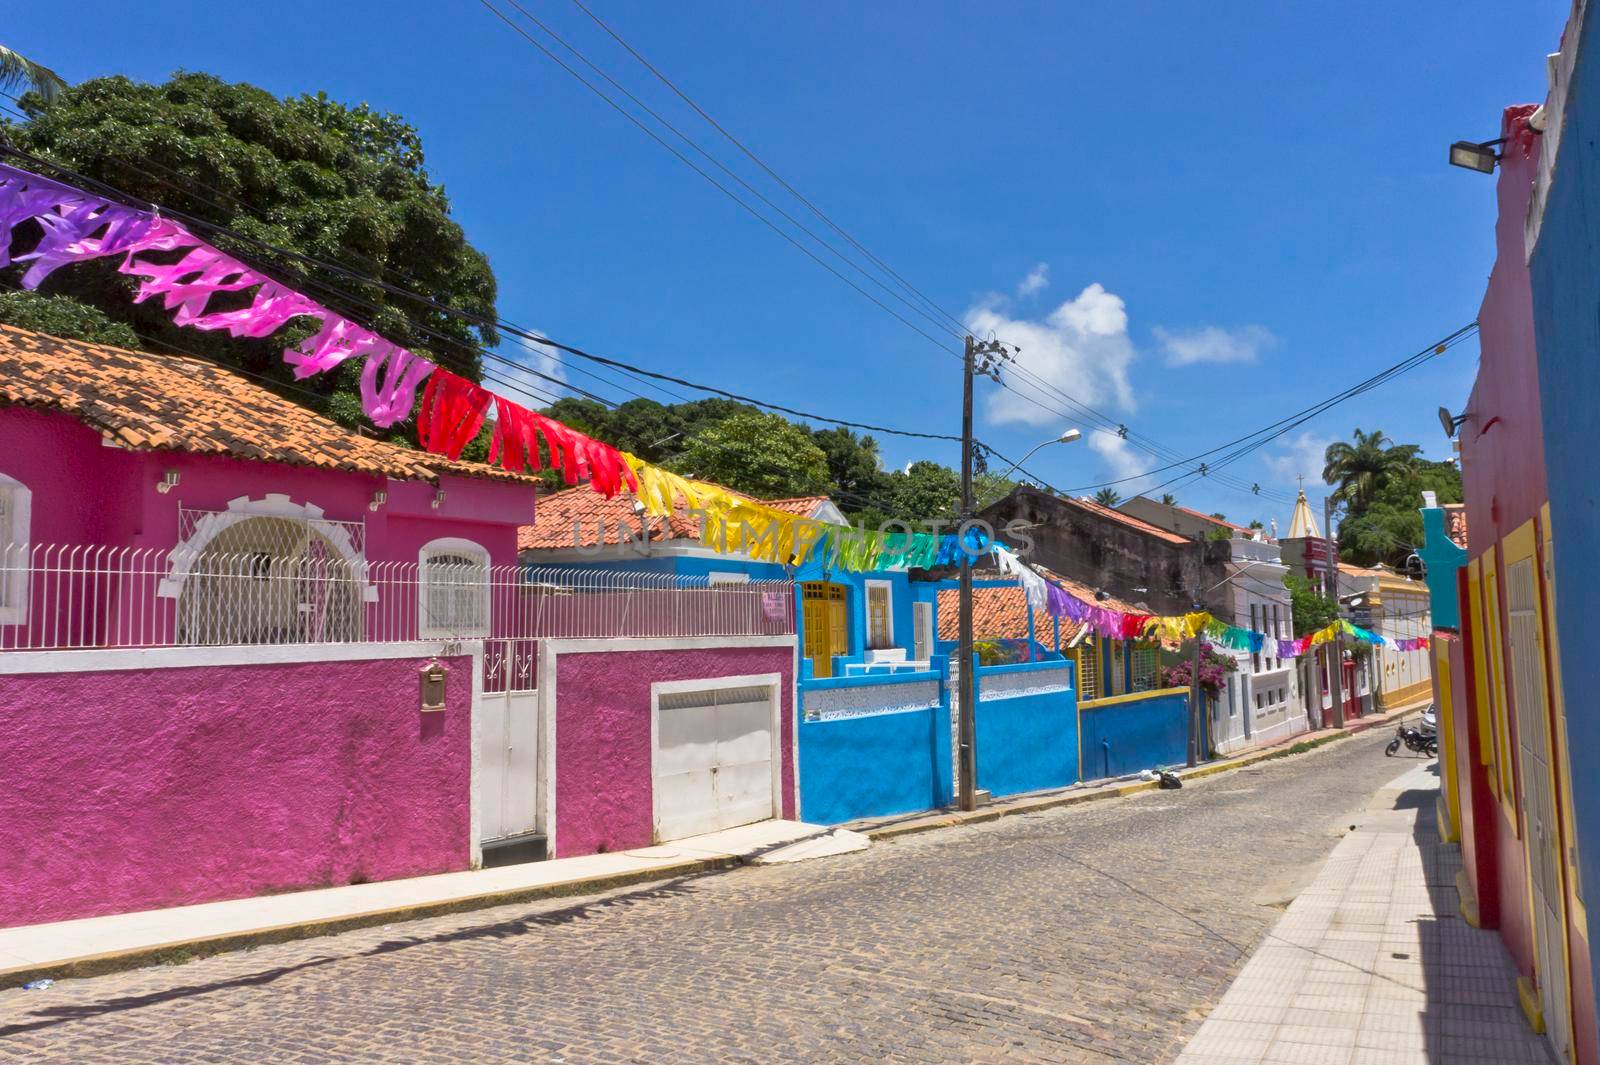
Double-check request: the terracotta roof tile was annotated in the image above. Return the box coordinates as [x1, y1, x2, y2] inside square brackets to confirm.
[936, 564, 1134, 643]
[0, 324, 535, 485]
[1068, 496, 1191, 545]
[1172, 503, 1251, 533]
[1441, 504, 1468, 548]
[761, 496, 829, 516]
[518, 484, 838, 551]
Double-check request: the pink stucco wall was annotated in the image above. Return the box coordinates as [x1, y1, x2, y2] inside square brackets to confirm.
[553, 643, 796, 858]
[0, 407, 533, 564]
[0, 652, 471, 928]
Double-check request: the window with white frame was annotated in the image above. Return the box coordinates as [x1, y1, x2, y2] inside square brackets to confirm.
[0, 474, 32, 624]
[419, 538, 490, 637]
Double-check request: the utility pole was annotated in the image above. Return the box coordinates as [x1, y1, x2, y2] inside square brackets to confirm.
[1186, 632, 1203, 767]
[1323, 495, 1345, 728]
[956, 335, 1014, 811]
[957, 336, 978, 811]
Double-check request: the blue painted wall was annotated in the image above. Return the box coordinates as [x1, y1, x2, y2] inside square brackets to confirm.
[974, 660, 1078, 798]
[1079, 691, 1189, 780]
[1417, 507, 1467, 631]
[1528, 3, 1600, 995]
[797, 671, 952, 824]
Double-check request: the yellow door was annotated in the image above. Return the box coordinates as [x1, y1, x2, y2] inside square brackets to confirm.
[802, 582, 848, 679]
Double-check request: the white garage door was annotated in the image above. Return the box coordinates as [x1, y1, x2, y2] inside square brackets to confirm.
[654, 683, 776, 842]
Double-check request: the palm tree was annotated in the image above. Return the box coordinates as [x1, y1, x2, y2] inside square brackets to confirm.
[1093, 487, 1122, 507]
[0, 45, 66, 103]
[1160, 493, 1176, 506]
[1322, 428, 1420, 509]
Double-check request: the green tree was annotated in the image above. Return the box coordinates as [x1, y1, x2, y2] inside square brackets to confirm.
[884, 461, 961, 521]
[0, 44, 66, 103]
[672, 410, 831, 498]
[811, 427, 890, 513]
[1160, 493, 1176, 506]
[1285, 573, 1338, 636]
[1332, 450, 1460, 568]
[1093, 487, 1122, 507]
[1322, 428, 1421, 511]
[2, 73, 498, 430]
[0, 290, 138, 348]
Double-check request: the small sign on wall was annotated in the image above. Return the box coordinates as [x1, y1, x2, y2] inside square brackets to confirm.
[419, 659, 448, 713]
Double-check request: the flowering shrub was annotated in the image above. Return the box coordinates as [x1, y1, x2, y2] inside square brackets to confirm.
[1159, 644, 1238, 699]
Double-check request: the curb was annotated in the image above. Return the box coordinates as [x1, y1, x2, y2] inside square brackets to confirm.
[0, 856, 735, 991]
[860, 699, 1427, 843]
[2, 700, 1429, 990]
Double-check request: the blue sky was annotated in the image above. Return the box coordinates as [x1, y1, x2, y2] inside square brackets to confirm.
[8, 1, 1569, 525]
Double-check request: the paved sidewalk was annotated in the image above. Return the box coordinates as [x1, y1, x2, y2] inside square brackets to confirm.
[1175, 763, 1552, 1065]
[0, 819, 864, 988]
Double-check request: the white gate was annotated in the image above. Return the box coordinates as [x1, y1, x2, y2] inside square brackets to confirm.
[913, 601, 932, 662]
[652, 679, 778, 842]
[1507, 556, 1572, 1062]
[480, 638, 541, 846]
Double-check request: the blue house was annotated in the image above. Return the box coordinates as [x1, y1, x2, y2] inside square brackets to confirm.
[517, 484, 843, 581]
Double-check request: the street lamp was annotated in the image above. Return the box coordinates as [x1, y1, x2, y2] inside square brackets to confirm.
[1448, 138, 1506, 174]
[977, 428, 1081, 507]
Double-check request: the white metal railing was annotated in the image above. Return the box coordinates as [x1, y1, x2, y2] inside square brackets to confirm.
[0, 543, 795, 653]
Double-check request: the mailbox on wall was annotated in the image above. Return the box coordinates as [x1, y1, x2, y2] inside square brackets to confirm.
[419, 660, 448, 712]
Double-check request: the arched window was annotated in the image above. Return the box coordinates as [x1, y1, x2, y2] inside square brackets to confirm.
[175, 514, 364, 645]
[0, 472, 33, 625]
[419, 538, 491, 638]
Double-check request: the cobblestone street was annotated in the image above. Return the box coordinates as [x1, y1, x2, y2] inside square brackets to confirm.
[0, 730, 1423, 1064]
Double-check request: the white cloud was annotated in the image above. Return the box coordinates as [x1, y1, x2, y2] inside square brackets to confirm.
[496, 333, 568, 407]
[1089, 430, 1151, 487]
[973, 282, 1138, 428]
[1262, 431, 1331, 487]
[1017, 262, 1050, 297]
[1154, 324, 1276, 367]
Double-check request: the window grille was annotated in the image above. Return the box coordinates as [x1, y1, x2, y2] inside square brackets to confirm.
[1130, 645, 1159, 691]
[1075, 638, 1101, 700]
[420, 542, 490, 638]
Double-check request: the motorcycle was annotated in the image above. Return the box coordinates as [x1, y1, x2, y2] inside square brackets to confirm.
[1386, 712, 1439, 758]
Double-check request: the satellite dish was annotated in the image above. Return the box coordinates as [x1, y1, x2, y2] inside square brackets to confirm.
[1438, 406, 1456, 438]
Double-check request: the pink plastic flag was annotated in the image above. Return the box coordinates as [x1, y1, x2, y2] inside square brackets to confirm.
[360, 343, 436, 427]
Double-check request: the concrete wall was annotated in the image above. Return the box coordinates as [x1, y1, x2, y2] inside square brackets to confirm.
[797, 669, 952, 824]
[1528, 8, 1600, 1050]
[1079, 689, 1190, 780]
[1456, 107, 1546, 992]
[0, 646, 472, 929]
[980, 486, 1202, 616]
[974, 660, 1077, 799]
[545, 638, 797, 858]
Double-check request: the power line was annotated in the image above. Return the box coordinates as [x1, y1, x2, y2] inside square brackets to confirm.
[565, 0, 973, 339]
[0, 144, 963, 442]
[476, 0, 961, 357]
[530, 6, 1286, 500]
[0, 93, 679, 411]
[499, 0, 967, 346]
[983, 321, 1477, 505]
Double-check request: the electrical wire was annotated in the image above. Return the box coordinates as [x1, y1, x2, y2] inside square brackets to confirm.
[0, 143, 964, 442]
[983, 321, 1476, 506]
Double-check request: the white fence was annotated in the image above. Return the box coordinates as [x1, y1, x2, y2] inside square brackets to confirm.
[0, 543, 795, 654]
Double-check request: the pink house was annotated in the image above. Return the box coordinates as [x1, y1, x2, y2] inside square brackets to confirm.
[0, 325, 537, 927]
[0, 326, 798, 929]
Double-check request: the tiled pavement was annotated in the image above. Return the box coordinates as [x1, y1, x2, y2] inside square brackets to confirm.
[0, 730, 1439, 1063]
[1176, 763, 1553, 1065]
